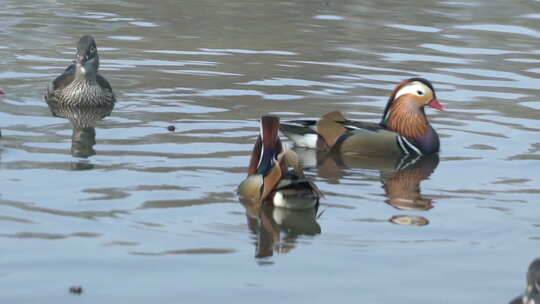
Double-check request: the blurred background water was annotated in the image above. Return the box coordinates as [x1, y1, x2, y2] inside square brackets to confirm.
[1, 0, 539, 303]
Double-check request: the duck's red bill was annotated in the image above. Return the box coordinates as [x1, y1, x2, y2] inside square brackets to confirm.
[0, 89, 5, 94]
[428, 99, 444, 111]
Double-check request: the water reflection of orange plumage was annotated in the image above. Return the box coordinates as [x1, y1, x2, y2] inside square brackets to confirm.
[382, 155, 438, 211]
[298, 148, 438, 211]
[294, 148, 438, 226]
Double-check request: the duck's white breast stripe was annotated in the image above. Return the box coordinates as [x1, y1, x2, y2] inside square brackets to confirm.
[399, 136, 423, 155]
[397, 136, 409, 155]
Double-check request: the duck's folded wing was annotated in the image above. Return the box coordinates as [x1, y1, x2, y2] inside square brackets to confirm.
[279, 120, 319, 148]
[341, 120, 383, 132]
[45, 63, 76, 104]
[51, 63, 76, 91]
[97, 74, 116, 103]
[338, 126, 401, 156]
[97, 74, 114, 93]
[276, 172, 322, 197]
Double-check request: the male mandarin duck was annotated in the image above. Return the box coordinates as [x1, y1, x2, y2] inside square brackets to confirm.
[45, 35, 115, 107]
[238, 115, 322, 209]
[280, 78, 444, 156]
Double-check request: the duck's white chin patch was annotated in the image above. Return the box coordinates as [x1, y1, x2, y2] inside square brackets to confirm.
[288, 133, 318, 148]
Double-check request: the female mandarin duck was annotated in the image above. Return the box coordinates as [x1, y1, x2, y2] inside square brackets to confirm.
[238, 116, 322, 209]
[510, 258, 540, 304]
[45, 35, 115, 107]
[280, 78, 444, 156]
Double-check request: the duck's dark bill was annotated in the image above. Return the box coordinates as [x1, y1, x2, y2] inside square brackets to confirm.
[77, 55, 87, 64]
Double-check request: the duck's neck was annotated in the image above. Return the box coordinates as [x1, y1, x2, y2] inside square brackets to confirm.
[383, 101, 440, 154]
[74, 59, 99, 84]
[384, 101, 430, 139]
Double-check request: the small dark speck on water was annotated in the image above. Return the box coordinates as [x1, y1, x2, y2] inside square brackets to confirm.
[69, 285, 83, 294]
[167, 125, 175, 132]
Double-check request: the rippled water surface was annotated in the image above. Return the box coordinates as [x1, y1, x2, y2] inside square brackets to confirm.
[1, 0, 540, 303]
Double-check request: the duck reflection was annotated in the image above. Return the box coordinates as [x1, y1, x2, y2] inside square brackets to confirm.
[379, 154, 438, 212]
[510, 258, 540, 304]
[240, 200, 321, 259]
[295, 148, 439, 226]
[46, 99, 113, 159]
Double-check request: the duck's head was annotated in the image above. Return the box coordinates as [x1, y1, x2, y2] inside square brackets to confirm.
[75, 35, 99, 78]
[523, 259, 540, 303]
[382, 78, 444, 125]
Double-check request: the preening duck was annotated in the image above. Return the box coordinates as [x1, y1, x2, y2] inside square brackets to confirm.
[238, 116, 322, 209]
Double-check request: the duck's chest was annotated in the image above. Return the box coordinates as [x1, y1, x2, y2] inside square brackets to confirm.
[400, 128, 440, 155]
[58, 81, 113, 106]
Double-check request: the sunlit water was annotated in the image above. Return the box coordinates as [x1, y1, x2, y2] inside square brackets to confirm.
[1, 0, 539, 303]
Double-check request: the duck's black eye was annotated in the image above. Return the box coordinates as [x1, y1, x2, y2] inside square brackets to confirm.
[417, 90, 424, 95]
[90, 47, 96, 53]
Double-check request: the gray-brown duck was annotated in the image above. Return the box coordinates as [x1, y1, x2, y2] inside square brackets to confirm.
[45, 35, 115, 106]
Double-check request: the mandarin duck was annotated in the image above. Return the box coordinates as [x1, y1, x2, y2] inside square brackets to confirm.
[280, 78, 444, 156]
[45, 35, 115, 107]
[238, 115, 322, 209]
[510, 259, 540, 304]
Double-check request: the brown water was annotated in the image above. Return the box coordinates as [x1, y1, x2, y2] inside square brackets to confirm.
[1, 0, 539, 303]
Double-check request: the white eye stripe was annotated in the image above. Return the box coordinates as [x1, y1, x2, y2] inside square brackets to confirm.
[394, 82, 428, 100]
[401, 136, 422, 155]
[397, 136, 409, 155]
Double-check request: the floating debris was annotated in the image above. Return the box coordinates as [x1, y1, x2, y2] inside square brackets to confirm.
[69, 285, 83, 294]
